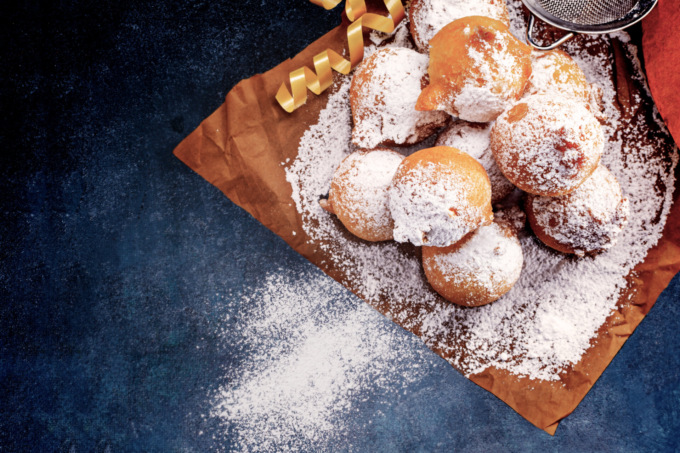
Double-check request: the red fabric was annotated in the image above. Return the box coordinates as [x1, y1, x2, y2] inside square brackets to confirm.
[642, 0, 680, 145]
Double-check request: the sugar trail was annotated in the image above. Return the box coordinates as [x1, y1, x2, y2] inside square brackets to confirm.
[211, 269, 436, 452]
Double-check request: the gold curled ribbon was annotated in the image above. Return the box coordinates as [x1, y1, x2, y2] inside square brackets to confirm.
[276, 0, 405, 113]
[309, 0, 343, 9]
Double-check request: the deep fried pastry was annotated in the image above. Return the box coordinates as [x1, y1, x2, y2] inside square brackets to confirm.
[351, 47, 448, 149]
[409, 0, 509, 52]
[526, 49, 604, 119]
[422, 216, 523, 307]
[526, 165, 629, 256]
[322, 148, 404, 242]
[387, 146, 493, 247]
[416, 16, 532, 123]
[491, 94, 604, 196]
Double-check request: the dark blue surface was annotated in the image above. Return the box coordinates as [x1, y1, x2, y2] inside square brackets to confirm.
[0, 1, 678, 451]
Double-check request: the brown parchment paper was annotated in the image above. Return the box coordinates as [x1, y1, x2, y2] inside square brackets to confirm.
[173, 12, 680, 435]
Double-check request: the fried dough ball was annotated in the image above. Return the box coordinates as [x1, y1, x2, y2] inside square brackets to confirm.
[321, 148, 405, 242]
[490, 94, 604, 196]
[526, 49, 604, 119]
[416, 16, 532, 123]
[387, 146, 493, 247]
[409, 0, 510, 52]
[350, 47, 449, 149]
[422, 217, 523, 307]
[526, 165, 629, 256]
[435, 121, 514, 204]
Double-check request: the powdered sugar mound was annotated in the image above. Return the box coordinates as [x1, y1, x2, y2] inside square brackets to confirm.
[351, 47, 447, 149]
[212, 270, 434, 452]
[410, 0, 509, 51]
[285, 24, 678, 381]
[436, 121, 514, 204]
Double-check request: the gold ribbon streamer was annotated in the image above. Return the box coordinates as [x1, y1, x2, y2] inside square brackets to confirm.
[309, 0, 343, 9]
[276, 0, 405, 113]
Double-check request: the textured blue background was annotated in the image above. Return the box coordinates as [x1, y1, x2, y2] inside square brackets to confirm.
[0, 1, 678, 451]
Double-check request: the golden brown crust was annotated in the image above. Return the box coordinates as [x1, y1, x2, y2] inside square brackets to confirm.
[416, 16, 532, 123]
[388, 146, 494, 247]
[422, 219, 523, 307]
[327, 148, 405, 242]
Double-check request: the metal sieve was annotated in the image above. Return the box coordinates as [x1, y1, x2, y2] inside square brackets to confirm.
[522, 0, 658, 50]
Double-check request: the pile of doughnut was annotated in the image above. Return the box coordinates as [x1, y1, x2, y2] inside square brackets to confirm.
[319, 0, 630, 308]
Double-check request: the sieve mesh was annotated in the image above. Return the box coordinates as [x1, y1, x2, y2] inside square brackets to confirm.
[523, 0, 657, 49]
[535, 0, 638, 26]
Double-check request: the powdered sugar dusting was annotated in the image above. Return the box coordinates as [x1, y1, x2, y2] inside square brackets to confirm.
[211, 270, 435, 451]
[527, 51, 585, 99]
[525, 49, 606, 119]
[285, 13, 678, 382]
[426, 221, 523, 299]
[491, 93, 604, 196]
[286, 77, 434, 312]
[369, 11, 414, 49]
[351, 47, 447, 149]
[453, 30, 524, 122]
[530, 165, 629, 255]
[327, 149, 403, 241]
[436, 121, 515, 204]
[410, 0, 509, 51]
[388, 154, 490, 247]
[506, 0, 528, 41]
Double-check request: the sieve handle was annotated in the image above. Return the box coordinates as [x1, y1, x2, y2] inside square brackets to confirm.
[526, 14, 575, 51]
